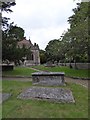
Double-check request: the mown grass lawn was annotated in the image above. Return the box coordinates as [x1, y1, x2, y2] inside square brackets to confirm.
[2, 66, 89, 79]
[2, 67, 37, 77]
[32, 65, 90, 78]
[2, 80, 88, 118]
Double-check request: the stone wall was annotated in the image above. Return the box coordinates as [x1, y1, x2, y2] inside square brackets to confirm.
[58, 63, 90, 69]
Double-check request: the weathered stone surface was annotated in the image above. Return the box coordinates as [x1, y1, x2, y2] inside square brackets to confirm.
[17, 87, 75, 103]
[17, 39, 40, 66]
[0, 93, 11, 103]
[58, 63, 90, 69]
[32, 72, 65, 86]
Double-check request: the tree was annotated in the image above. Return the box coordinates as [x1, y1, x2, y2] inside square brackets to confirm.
[60, 2, 89, 64]
[2, 25, 26, 64]
[39, 50, 47, 64]
[44, 2, 89, 67]
[67, 2, 89, 63]
[7, 24, 25, 41]
[0, 1, 16, 28]
[2, 30, 17, 61]
[1, 1, 29, 65]
[45, 39, 65, 62]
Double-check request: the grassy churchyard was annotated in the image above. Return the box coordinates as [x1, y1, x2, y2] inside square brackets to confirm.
[2, 66, 89, 118]
[2, 67, 37, 77]
[31, 65, 89, 79]
[2, 65, 89, 78]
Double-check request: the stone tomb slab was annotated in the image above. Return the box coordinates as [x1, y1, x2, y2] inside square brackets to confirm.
[0, 93, 11, 104]
[18, 87, 75, 103]
[32, 72, 65, 86]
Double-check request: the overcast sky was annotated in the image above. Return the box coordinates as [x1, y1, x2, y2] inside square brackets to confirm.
[3, 0, 81, 50]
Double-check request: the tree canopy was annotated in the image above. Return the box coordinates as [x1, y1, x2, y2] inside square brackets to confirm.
[0, 1, 16, 28]
[45, 2, 89, 64]
[1, 1, 31, 65]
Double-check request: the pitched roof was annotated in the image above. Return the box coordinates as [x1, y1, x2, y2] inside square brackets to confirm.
[17, 39, 33, 48]
[17, 39, 39, 50]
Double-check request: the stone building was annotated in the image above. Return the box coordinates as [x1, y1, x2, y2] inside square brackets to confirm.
[17, 38, 40, 66]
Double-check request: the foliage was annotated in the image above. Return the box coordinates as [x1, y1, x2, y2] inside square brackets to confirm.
[67, 2, 89, 63]
[0, 1, 16, 28]
[1, 2, 32, 65]
[39, 50, 47, 64]
[2, 24, 27, 64]
[1, 2, 16, 12]
[45, 2, 89, 63]
[45, 39, 65, 62]
[8, 25, 25, 41]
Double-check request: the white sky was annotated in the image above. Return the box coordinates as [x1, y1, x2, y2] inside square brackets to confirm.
[2, 0, 81, 50]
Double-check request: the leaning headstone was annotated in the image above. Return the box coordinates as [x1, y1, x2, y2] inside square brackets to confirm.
[17, 87, 75, 103]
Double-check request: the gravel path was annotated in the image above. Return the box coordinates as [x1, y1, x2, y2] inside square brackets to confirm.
[65, 77, 88, 88]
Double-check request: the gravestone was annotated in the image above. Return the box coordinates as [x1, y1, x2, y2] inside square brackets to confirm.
[54, 61, 58, 66]
[45, 61, 55, 67]
[18, 87, 75, 103]
[18, 72, 75, 103]
[32, 72, 65, 86]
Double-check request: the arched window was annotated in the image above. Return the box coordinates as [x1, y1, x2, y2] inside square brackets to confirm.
[27, 53, 33, 60]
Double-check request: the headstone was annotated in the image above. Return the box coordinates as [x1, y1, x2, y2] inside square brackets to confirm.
[45, 61, 55, 67]
[54, 61, 58, 66]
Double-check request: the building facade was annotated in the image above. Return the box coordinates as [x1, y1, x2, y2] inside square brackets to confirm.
[17, 39, 40, 66]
